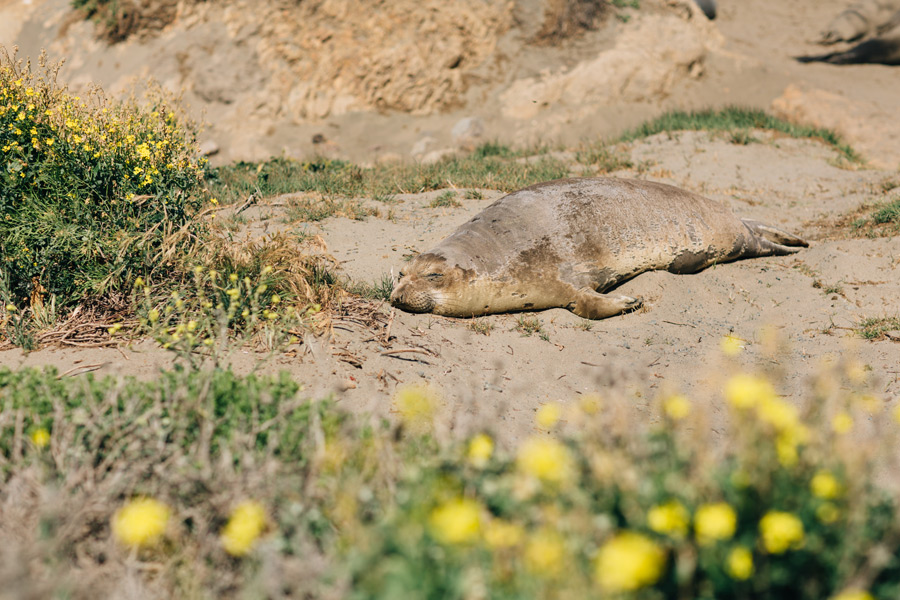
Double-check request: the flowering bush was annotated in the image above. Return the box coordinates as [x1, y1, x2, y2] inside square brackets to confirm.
[344, 364, 900, 600]
[128, 264, 318, 369]
[3, 352, 900, 598]
[0, 49, 204, 306]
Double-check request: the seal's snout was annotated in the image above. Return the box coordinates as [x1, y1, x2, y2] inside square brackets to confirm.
[390, 279, 436, 313]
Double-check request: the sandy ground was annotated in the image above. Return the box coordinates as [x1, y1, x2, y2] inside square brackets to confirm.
[2, 130, 898, 448]
[0, 0, 898, 446]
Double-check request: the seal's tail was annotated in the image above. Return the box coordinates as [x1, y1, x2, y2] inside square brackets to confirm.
[741, 219, 809, 256]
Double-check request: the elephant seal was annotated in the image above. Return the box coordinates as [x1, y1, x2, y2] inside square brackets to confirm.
[798, 27, 900, 64]
[390, 178, 808, 320]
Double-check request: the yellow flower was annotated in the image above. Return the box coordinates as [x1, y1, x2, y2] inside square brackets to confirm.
[483, 519, 524, 549]
[210, 197, 219, 205]
[221, 500, 267, 556]
[759, 511, 804, 554]
[725, 374, 777, 410]
[467, 433, 494, 468]
[858, 394, 881, 414]
[30, 428, 50, 448]
[832, 412, 854, 434]
[148, 309, 160, 323]
[429, 498, 481, 545]
[112, 498, 170, 548]
[134, 277, 145, 287]
[721, 334, 744, 355]
[524, 530, 566, 577]
[595, 532, 666, 592]
[757, 396, 800, 431]
[694, 503, 737, 545]
[726, 546, 754, 580]
[579, 393, 602, 414]
[535, 403, 561, 429]
[830, 590, 874, 600]
[647, 500, 689, 538]
[811, 471, 841, 499]
[516, 437, 575, 486]
[393, 383, 440, 431]
[816, 502, 840, 524]
[776, 434, 799, 468]
[663, 394, 691, 420]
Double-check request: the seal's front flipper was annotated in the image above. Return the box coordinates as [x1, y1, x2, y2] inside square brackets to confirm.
[569, 288, 642, 320]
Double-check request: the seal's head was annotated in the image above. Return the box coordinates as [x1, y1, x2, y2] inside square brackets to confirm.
[390, 253, 474, 316]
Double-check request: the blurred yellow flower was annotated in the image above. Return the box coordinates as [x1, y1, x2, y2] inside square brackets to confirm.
[757, 396, 800, 431]
[579, 394, 602, 415]
[112, 498, 170, 548]
[816, 502, 840, 524]
[221, 500, 267, 556]
[483, 519, 524, 549]
[535, 403, 561, 429]
[647, 500, 689, 538]
[663, 394, 691, 420]
[429, 498, 481, 545]
[759, 511, 804, 554]
[524, 530, 566, 577]
[694, 503, 737, 545]
[393, 383, 440, 432]
[775, 434, 799, 468]
[725, 374, 776, 410]
[721, 334, 744, 355]
[516, 437, 575, 486]
[830, 590, 874, 600]
[30, 428, 50, 448]
[811, 471, 841, 499]
[595, 532, 665, 592]
[467, 433, 494, 468]
[832, 412, 854, 434]
[857, 394, 881, 414]
[726, 546, 754, 580]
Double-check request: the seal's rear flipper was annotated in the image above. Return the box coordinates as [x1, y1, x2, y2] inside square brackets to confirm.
[741, 219, 809, 256]
[569, 289, 642, 320]
[742, 219, 809, 246]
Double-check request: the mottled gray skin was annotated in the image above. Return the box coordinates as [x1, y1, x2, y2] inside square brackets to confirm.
[816, 0, 900, 44]
[390, 178, 808, 320]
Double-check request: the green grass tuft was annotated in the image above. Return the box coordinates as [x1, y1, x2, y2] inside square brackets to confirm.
[618, 107, 861, 163]
[871, 198, 900, 225]
[857, 316, 900, 340]
[206, 153, 570, 213]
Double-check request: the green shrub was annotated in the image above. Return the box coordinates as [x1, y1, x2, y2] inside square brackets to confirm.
[348, 370, 900, 600]
[0, 49, 204, 307]
[4, 355, 900, 598]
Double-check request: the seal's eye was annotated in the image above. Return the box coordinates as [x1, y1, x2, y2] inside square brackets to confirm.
[425, 273, 444, 280]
